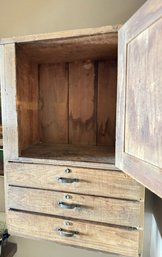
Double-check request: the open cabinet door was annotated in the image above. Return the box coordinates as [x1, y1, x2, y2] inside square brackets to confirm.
[116, 0, 162, 198]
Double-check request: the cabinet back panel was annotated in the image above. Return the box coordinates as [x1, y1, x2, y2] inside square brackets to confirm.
[38, 60, 117, 147]
[69, 61, 96, 145]
[16, 50, 39, 152]
[39, 63, 69, 144]
[97, 60, 117, 146]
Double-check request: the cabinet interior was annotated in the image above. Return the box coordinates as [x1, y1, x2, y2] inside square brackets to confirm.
[16, 32, 118, 165]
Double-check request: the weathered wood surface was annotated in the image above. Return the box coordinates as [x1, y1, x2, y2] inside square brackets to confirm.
[16, 49, 39, 151]
[116, 0, 162, 198]
[126, 20, 162, 168]
[38, 60, 117, 148]
[97, 60, 117, 146]
[8, 210, 140, 257]
[0, 25, 120, 44]
[0, 44, 19, 219]
[6, 162, 144, 201]
[0, 44, 18, 161]
[8, 186, 143, 228]
[69, 61, 96, 145]
[0, 26, 119, 64]
[39, 64, 68, 144]
[21, 143, 115, 165]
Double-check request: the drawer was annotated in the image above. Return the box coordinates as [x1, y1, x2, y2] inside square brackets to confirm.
[8, 210, 142, 257]
[8, 186, 143, 228]
[6, 162, 144, 200]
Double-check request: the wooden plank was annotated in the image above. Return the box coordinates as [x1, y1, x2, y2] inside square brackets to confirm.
[0, 44, 19, 161]
[122, 0, 162, 43]
[21, 143, 115, 164]
[1, 242, 17, 257]
[6, 162, 144, 201]
[8, 186, 143, 228]
[116, 0, 162, 197]
[39, 64, 68, 144]
[97, 60, 117, 146]
[16, 50, 39, 151]
[0, 44, 19, 218]
[0, 25, 120, 44]
[18, 156, 116, 170]
[69, 61, 96, 145]
[8, 210, 140, 257]
[115, 22, 126, 173]
[18, 33, 118, 64]
[0, 27, 119, 64]
[125, 24, 162, 168]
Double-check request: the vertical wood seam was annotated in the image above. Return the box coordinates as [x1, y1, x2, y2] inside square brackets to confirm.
[94, 61, 98, 146]
[38, 64, 41, 144]
[67, 62, 70, 144]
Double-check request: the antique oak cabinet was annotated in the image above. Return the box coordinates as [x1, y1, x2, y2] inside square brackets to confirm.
[0, 0, 162, 256]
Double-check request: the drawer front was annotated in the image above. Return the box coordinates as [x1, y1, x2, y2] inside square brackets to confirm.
[8, 210, 141, 257]
[6, 162, 144, 200]
[8, 186, 143, 228]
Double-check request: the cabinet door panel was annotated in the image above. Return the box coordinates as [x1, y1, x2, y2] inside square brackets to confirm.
[116, 0, 162, 198]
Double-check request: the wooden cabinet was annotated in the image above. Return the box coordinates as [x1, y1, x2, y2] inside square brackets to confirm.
[0, 0, 161, 256]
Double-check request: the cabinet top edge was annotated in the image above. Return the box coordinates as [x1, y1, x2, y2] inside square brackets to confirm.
[0, 25, 121, 45]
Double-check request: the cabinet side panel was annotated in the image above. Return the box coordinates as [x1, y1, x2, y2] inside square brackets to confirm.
[69, 61, 96, 145]
[39, 63, 68, 144]
[0, 44, 18, 161]
[97, 60, 117, 146]
[16, 49, 39, 151]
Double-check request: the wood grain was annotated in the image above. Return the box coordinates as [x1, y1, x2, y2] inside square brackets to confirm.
[16, 49, 39, 151]
[97, 60, 117, 146]
[20, 143, 115, 164]
[0, 44, 19, 161]
[8, 186, 143, 228]
[6, 162, 144, 201]
[0, 25, 120, 44]
[115, 21, 127, 174]
[18, 34, 118, 64]
[126, 19, 162, 168]
[116, 0, 162, 197]
[8, 210, 140, 257]
[69, 61, 96, 145]
[0, 26, 119, 64]
[39, 64, 68, 144]
[122, 0, 162, 43]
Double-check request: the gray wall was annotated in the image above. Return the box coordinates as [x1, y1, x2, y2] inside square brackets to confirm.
[0, 0, 145, 37]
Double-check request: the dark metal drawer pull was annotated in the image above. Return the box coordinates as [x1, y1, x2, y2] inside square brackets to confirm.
[58, 228, 79, 237]
[58, 201, 80, 209]
[57, 177, 79, 183]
